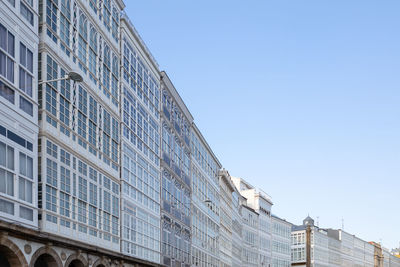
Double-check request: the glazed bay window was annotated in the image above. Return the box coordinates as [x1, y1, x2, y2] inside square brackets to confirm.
[0, 23, 15, 83]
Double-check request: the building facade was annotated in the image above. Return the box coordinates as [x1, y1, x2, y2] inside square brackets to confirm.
[191, 124, 221, 267]
[231, 186, 244, 267]
[2, 1, 400, 267]
[120, 13, 161, 263]
[218, 169, 235, 267]
[0, 0, 39, 229]
[160, 71, 193, 267]
[272, 215, 292, 267]
[37, 0, 124, 251]
[291, 216, 400, 267]
[232, 177, 274, 267]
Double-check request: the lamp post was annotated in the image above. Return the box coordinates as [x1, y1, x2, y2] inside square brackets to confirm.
[38, 71, 83, 85]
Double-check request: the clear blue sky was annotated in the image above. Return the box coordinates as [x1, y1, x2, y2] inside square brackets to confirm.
[124, 0, 400, 249]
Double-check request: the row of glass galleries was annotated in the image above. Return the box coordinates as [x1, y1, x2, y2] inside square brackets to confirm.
[4, 0, 223, 265]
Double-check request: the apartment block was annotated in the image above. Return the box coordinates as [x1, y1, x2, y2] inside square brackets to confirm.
[160, 71, 193, 267]
[232, 176, 274, 267]
[291, 216, 400, 267]
[191, 124, 221, 267]
[0, 0, 39, 228]
[119, 12, 161, 263]
[272, 215, 292, 267]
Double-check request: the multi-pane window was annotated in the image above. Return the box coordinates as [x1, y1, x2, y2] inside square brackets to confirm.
[60, 191, 70, 217]
[103, 190, 110, 213]
[59, 69, 70, 134]
[0, 79, 15, 104]
[89, 205, 96, 227]
[19, 42, 33, 97]
[0, 141, 14, 196]
[45, 55, 58, 127]
[89, 0, 97, 14]
[60, 166, 71, 193]
[0, 23, 15, 83]
[103, 0, 111, 31]
[20, 96, 33, 116]
[46, 140, 57, 159]
[78, 86, 88, 146]
[46, 0, 58, 43]
[111, 8, 119, 41]
[19, 152, 33, 179]
[20, 2, 34, 25]
[102, 46, 111, 99]
[46, 158, 57, 187]
[6, 0, 15, 7]
[89, 182, 97, 205]
[78, 200, 87, 223]
[89, 27, 97, 81]
[46, 185, 57, 212]
[78, 14, 88, 71]
[60, 149, 70, 166]
[123, 88, 159, 166]
[111, 55, 118, 106]
[60, 0, 71, 55]
[78, 176, 87, 201]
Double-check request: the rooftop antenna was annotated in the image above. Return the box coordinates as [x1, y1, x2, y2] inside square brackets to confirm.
[316, 216, 319, 227]
[342, 217, 344, 230]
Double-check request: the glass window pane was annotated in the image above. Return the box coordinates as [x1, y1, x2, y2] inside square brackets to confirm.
[19, 177, 24, 199]
[26, 181, 32, 202]
[7, 32, 14, 57]
[0, 169, 6, 193]
[0, 24, 6, 50]
[19, 152, 26, 176]
[20, 43, 26, 66]
[0, 52, 5, 77]
[27, 49, 33, 72]
[6, 57, 14, 82]
[7, 146, 13, 170]
[26, 74, 32, 97]
[6, 171, 13, 196]
[0, 142, 5, 167]
[19, 67, 25, 91]
[27, 156, 33, 179]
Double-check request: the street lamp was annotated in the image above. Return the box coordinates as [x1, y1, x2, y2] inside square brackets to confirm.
[38, 71, 83, 85]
